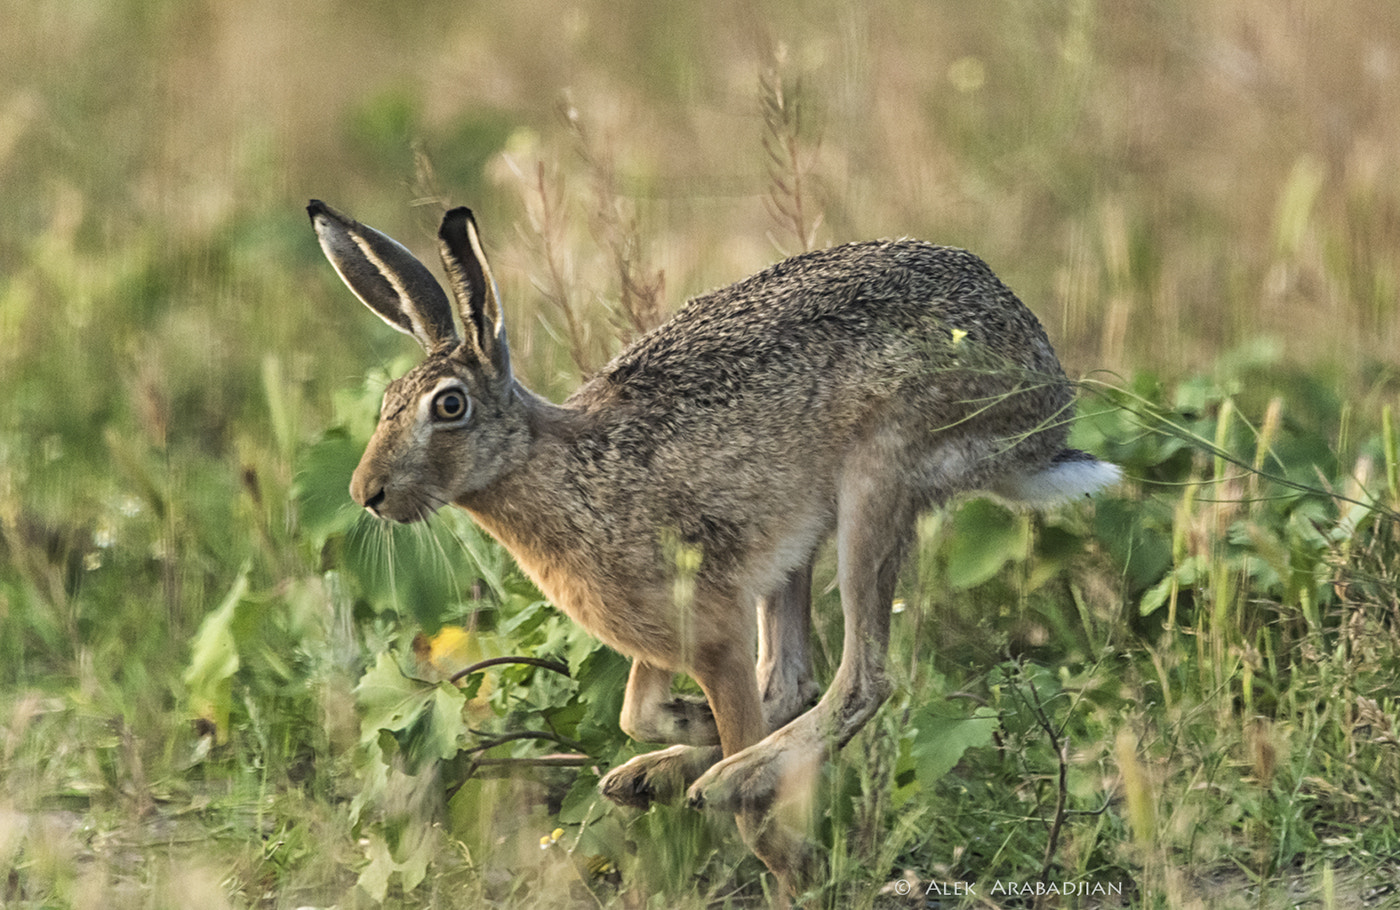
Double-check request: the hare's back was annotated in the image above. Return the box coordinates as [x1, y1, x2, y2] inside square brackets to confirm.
[577, 239, 1064, 415]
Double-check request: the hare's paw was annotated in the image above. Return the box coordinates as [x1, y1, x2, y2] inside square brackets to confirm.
[620, 693, 720, 746]
[659, 694, 721, 745]
[600, 745, 722, 810]
[687, 735, 823, 814]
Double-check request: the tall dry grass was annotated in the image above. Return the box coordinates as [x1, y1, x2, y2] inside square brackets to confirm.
[4, 0, 1396, 391]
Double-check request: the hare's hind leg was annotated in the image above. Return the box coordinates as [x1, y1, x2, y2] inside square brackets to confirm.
[758, 562, 821, 731]
[692, 633, 819, 897]
[687, 466, 909, 899]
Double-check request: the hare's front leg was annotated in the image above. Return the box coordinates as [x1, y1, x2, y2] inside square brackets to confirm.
[600, 743, 723, 809]
[617, 660, 720, 745]
[602, 628, 767, 808]
[600, 660, 722, 808]
[687, 467, 909, 816]
[600, 565, 818, 810]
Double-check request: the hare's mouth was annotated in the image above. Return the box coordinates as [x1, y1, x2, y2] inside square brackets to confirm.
[359, 487, 445, 524]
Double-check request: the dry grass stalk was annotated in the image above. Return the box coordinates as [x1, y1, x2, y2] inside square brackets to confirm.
[561, 102, 666, 345]
[760, 49, 824, 254]
[505, 154, 592, 375]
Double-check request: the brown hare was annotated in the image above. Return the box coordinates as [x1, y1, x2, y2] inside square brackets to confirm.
[308, 200, 1119, 898]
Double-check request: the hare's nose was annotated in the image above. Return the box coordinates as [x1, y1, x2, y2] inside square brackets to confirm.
[360, 486, 387, 515]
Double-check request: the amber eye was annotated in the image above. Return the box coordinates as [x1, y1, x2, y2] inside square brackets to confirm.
[431, 388, 470, 423]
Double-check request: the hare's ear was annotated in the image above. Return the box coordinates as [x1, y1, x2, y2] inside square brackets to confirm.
[307, 200, 459, 353]
[437, 207, 512, 380]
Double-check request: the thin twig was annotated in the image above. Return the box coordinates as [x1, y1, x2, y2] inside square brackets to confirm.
[449, 655, 571, 685]
[465, 729, 585, 755]
[463, 742, 591, 781]
[1015, 668, 1070, 898]
[561, 103, 665, 342]
[533, 162, 592, 373]
[469, 754, 590, 768]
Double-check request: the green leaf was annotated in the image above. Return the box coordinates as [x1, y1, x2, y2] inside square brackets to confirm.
[424, 683, 467, 762]
[558, 769, 608, 825]
[293, 428, 364, 546]
[443, 509, 508, 600]
[357, 835, 395, 902]
[909, 705, 999, 785]
[356, 827, 434, 901]
[1095, 497, 1174, 593]
[573, 647, 628, 754]
[1139, 555, 1206, 616]
[496, 598, 551, 638]
[341, 518, 481, 629]
[944, 498, 1028, 590]
[183, 563, 251, 741]
[356, 651, 432, 738]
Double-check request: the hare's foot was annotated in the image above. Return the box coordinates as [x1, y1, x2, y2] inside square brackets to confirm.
[600, 744, 722, 810]
[686, 728, 824, 814]
[738, 810, 821, 904]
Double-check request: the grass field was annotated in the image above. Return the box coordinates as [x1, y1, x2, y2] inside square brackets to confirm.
[3, 1, 1400, 907]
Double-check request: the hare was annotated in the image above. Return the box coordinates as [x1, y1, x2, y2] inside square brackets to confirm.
[308, 199, 1119, 897]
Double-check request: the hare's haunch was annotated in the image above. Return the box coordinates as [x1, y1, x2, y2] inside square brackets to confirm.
[309, 200, 1119, 896]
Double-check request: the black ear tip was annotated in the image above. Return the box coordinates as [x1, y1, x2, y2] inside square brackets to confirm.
[307, 199, 330, 222]
[440, 206, 477, 236]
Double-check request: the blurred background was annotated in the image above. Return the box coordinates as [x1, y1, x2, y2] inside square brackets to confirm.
[3, 1, 1399, 906]
[6, 0, 1399, 391]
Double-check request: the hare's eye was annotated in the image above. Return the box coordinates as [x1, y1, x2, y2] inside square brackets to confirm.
[431, 388, 470, 423]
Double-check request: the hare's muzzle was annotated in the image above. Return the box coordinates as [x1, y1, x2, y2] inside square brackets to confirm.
[349, 461, 391, 519]
[349, 454, 439, 523]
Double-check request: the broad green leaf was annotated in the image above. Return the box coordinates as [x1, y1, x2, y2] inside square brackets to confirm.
[573, 647, 628, 754]
[909, 705, 999, 785]
[357, 835, 394, 902]
[1139, 555, 1206, 616]
[944, 498, 1028, 590]
[424, 683, 467, 761]
[356, 828, 434, 901]
[558, 769, 608, 825]
[1094, 497, 1174, 592]
[496, 598, 551, 638]
[341, 518, 481, 629]
[356, 651, 431, 737]
[442, 509, 508, 600]
[293, 428, 363, 545]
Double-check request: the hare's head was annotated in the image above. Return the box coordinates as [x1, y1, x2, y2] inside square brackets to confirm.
[309, 201, 526, 523]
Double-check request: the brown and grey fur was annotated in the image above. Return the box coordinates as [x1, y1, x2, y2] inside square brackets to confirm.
[308, 200, 1119, 899]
